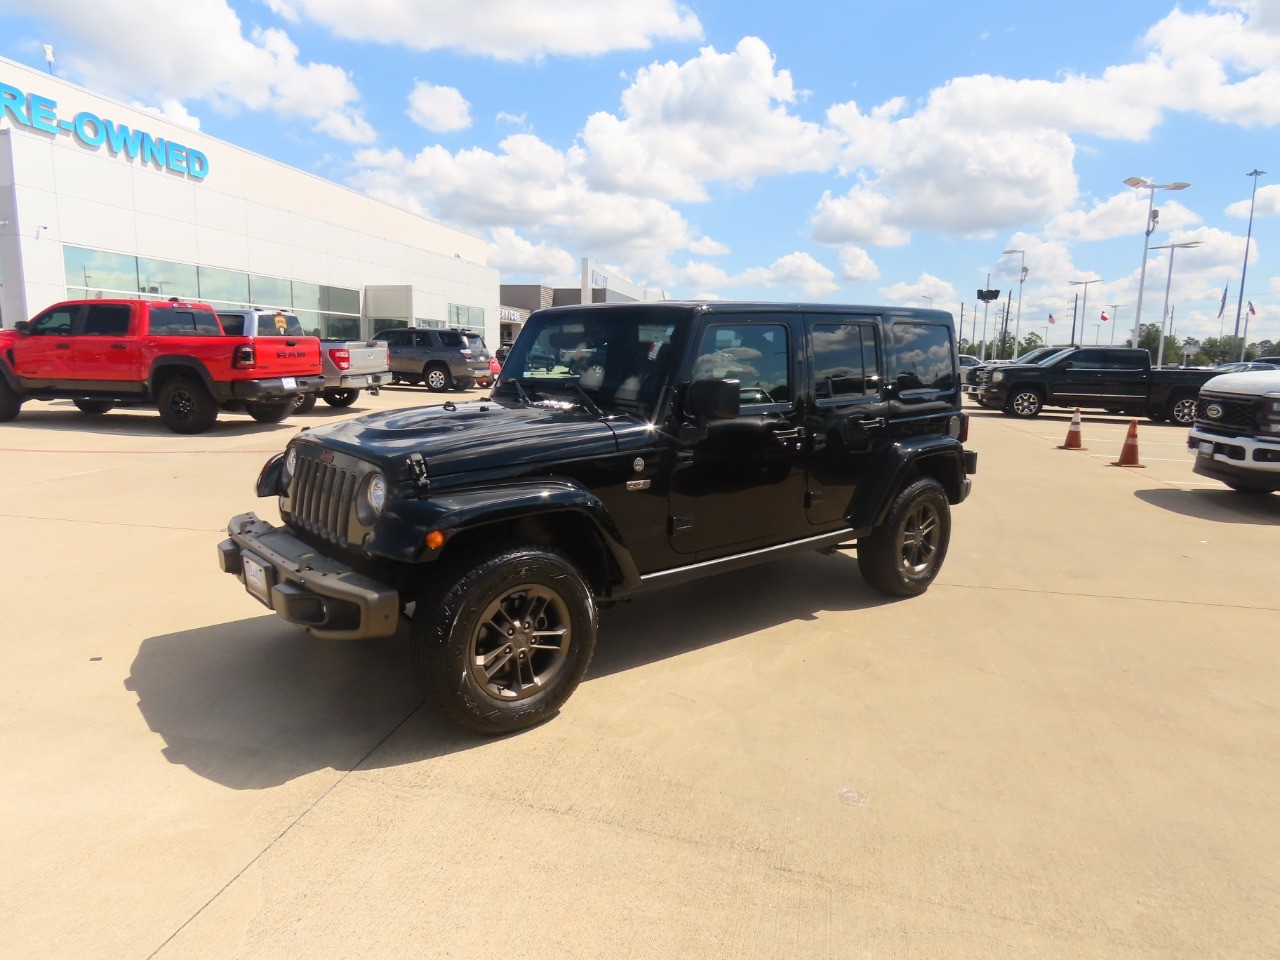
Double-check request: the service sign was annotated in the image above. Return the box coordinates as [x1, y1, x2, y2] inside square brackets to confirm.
[0, 81, 209, 181]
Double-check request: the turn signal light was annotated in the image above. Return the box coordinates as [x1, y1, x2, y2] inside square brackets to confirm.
[425, 530, 445, 550]
[328, 347, 351, 371]
[233, 343, 255, 368]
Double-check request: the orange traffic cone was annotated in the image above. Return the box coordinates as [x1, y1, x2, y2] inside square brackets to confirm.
[1111, 419, 1145, 468]
[1059, 408, 1087, 450]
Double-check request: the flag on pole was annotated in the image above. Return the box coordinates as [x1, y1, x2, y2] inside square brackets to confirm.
[1217, 283, 1228, 318]
[1048, 314, 1056, 324]
[1100, 311, 1109, 323]
[1248, 301, 1256, 316]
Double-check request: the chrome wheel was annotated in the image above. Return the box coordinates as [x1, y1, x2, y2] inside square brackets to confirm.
[425, 365, 451, 392]
[1170, 397, 1197, 425]
[1010, 390, 1042, 417]
[467, 584, 571, 702]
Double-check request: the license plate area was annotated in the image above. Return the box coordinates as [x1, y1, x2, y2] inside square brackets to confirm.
[282, 376, 298, 389]
[242, 551, 274, 606]
[1198, 441, 1213, 457]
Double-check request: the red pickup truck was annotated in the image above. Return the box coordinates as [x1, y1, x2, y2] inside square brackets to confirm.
[0, 299, 323, 433]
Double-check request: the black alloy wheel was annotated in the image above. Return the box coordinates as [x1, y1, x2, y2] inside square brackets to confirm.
[293, 392, 318, 414]
[411, 544, 597, 734]
[857, 478, 952, 597]
[245, 399, 292, 423]
[156, 378, 218, 434]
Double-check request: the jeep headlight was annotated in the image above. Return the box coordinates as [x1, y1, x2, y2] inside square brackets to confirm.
[283, 444, 298, 480]
[991, 371, 1006, 383]
[357, 472, 387, 524]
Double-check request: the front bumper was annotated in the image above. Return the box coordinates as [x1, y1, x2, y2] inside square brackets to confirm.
[1187, 428, 1280, 489]
[217, 512, 400, 639]
[226, 375, 325, 401]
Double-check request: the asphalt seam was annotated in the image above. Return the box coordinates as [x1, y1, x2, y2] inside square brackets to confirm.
[144, 699, 428, 960]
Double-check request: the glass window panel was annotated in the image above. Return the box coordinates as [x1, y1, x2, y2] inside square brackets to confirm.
[148, 307, 221, 336]
[63, 246, 138, 296]
[812, 323, 868, 397]
[321, 286, 359, 315]
[81, 305, 132, 336]
[249, 274, 291, 310]
[889, 324, 954, 391]
[198, 266, 249, 306]
[693, 323, 790, 405]
[370, 318, 407, 336]
[136, 257, 198, 300]
[293, 282, 323, 314]
[321, 314, 360, 339]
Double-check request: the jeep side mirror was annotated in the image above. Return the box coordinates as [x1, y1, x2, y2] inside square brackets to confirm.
[14, 320, 30, 335]
[685, 379, 741, 420]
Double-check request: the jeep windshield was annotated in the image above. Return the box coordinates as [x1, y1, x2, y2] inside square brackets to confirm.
[496, 309, 680, 417]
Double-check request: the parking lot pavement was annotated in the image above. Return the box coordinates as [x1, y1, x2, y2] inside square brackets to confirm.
[3, 392, 1279, 959]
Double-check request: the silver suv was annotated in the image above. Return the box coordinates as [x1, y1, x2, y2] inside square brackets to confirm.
[373, 327, 490, 391]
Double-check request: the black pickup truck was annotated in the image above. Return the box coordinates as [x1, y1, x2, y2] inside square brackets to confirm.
[218, 301, 976, 733]
[980, 346, 1216, 425]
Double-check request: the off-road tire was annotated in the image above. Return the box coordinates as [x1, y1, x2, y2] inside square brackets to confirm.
[293, 392, 318, 414]
[156, 377, 218, 434]
[410, 543, 597, 734]
[424, 363, 452, 392]
[322, 388, 359, 407]
[73, 399, 114, 415]
[858, 478, 951, 597]
[245, 399, 292, 423]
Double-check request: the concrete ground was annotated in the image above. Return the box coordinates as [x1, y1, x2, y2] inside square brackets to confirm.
[1, 389, 1277, 960]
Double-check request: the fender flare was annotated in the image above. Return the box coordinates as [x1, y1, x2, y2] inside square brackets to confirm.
[366, 478, 642, 587]
[147, 357, 217, 397]
[849, 436, 969, 531]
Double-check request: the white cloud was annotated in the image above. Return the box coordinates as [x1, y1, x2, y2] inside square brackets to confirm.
[689, 237, 729, 256]
[1226, 182, 1280, 217]
[739, 252, 837, 296]
[407, 82, 472, 133]
[1046, 190, 1200, 241]
[810, 187, 910, 247]
[838, 246, 880, 283]
[579, 38, 841, 202]
[487, 228, 576, 281]
[252, 0, 702, 60]
[131, 98, 201, 130]
[13, 0, 375, 143]
[879, 273, 956, 307]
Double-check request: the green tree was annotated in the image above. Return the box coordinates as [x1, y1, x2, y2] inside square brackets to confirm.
[1017, 331, 1045, 354]
[1130, 323, 1183, 366]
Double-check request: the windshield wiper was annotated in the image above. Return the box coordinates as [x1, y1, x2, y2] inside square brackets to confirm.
[554, 381, 605, 418]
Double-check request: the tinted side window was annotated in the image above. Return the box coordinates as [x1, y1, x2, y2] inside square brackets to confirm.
[1106, 351, 1147, 370]
[257, 313, 306, 337]
[888, 323, 954, 391]
[217, 313, 246, 336]
[148, 307, 222, 337]
[812, 323, 878, 397]
[1068, 350, 1106, 367]
[81, 305, 132, 336]
[436, 331, 464, 348]
[30, 307, 76, 335]
[693, 323, 790, 405]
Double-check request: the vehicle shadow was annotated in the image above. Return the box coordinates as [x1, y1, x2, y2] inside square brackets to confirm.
[1135, 488, 1280, 525]
[128, 552, 892, 788]
[4, 401, 297, 438]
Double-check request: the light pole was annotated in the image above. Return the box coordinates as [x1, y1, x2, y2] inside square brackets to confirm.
[1232, 169, 1266, 360]
[1104, 303, 1126, 345]
[920, 296, 933, 308]
[1149, 240, 1201, 368]
[977, 280, 1001, 362]
[1069, 279, 1098, 347]
[1003, 248, 1027, 356]
[1124, 176, 1190, 349]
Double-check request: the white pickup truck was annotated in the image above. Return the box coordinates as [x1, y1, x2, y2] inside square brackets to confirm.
[217, 309, 390, 412]
[1188, 367, 1280, 494]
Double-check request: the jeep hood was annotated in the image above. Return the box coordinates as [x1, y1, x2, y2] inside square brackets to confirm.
[1202, 370, 1280, 396]
[299, 398, 620, 475]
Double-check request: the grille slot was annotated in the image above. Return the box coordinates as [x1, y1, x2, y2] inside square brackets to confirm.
[289, 451, 360, 545]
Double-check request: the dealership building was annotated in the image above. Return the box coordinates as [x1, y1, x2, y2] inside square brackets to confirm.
[0, 56, 499, 344]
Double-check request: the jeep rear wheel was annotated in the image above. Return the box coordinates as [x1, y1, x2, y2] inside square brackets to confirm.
[424, 363, 452, 392]
[410, 544, 597, 734]
[858, 478, 951, 597]
[156, 377, 218, 434]
[1006, 388, 1043, 418]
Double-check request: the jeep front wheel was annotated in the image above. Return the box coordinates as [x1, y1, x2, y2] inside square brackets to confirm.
[857, 478, 951, 597]
[411, 544, 597, 734]
[424, 363, 452, 392]
[157, 378, 218, 434]
[1006, 388, 1043, 418]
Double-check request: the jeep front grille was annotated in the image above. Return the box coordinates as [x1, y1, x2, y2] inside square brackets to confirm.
[289, 450, 360, 545]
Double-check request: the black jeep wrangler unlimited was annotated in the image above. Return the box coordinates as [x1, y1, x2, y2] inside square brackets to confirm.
[218, 302, 976, 733]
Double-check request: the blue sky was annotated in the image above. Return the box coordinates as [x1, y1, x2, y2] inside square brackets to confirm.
[3, 0, 1278, 348]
